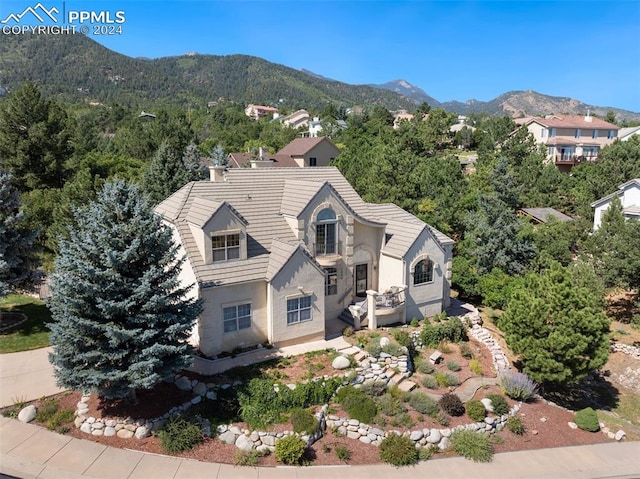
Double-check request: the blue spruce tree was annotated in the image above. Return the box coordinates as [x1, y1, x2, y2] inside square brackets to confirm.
[48, 180, 202, 401]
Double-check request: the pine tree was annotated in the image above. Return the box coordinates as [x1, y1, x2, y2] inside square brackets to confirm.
[501, 261, 610, 387]
[48, 180, 202, 401]
[0, 168, 39, 299]
[141, 142, 191, 205]
[182, 141, 209, 180]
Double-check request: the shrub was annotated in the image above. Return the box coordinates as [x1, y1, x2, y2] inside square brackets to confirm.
[438, 393, 465, 416]
[450, 429, 493, 462]
[436, 410, 451, 426]
[459, 342, 474, 359]
[574, 407, 600, 432]
[408, 391, 439, 416]
[35, 399, 59, 423]
[342, 326, 354, 337]
[416, 359, 434, 374]
[379, 434, 419, 466]
[159, 415, 204, 454]
[437, 340, 453, 353]
[46, 408, 75, 433]
[234, 449, 262, 466]
[335, 386, 377, 424]
[500, 371, 538, 401]
[290, 408, 318, 434]
[376, 394, 407, 416]
[421, 317, 468, 347]
[486, 394, 509, 416]
[419, 444, 439, 461]
[391, 329, 412, 348]
[335, 444, 350, 461]
[435, 372, 460, 387]
[506, 416, 525, 435]
[390, 411, 415, 428]
[469, 359, 484, 376]
[360, 380, 388, 397]
[446, 359, 461, 372]
[382, 342, 408, 357]
[365, 342, 382, 357]
[466, 400, 486, 422]
[421, 374, 438, 389]
[275, 435, 307, 465]
[388, 384, 410, 402]
[410, 318, 420, 328]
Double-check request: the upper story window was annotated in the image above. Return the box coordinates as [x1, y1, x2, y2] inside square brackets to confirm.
[316, 208, 338, 256]
[309, 157, 317, 166]
[575, 129, 581, 138]
[541, 128, 547, 138]
[607, 130, 615, 139]
[550, 128, 556, 137]
[592, 129, 599, 139]
[223, 303, 251, 332]
[325, 267, 337, 296]
[413, 258, 434, 285]
[212, 233, 240, 262]
[287, 296, 312, 324]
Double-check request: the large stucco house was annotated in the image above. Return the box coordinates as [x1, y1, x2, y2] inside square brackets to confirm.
[591, 178, 640, 230]
[155, 167, 454, 358]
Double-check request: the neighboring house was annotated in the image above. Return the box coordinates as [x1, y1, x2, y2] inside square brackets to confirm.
[618, 126, 640, 142]
[227, 149, 299, 168]
[591, 178, 640, 230]
[518, 207, 573, 225]
[393, 111, 414, 129]
[276, 136, 341, 167]
[281, 109, 310, 129]
[245, 104, 279, 120]
[522, 114, 619, 171]
[155, 167, 454, 357]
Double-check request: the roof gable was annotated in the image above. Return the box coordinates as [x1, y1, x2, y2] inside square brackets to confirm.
[266, 238, 322, 282]
[185, 198, 248, 229]
[277, 137, 340, 157]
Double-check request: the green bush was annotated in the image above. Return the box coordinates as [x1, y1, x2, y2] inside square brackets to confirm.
[275, 435, 307, 465]
[436, 410, 450, 426]
[379, 434, 418, 467]
[486, 394, 509, 416]
[477, 268, 523, 310]
[450, 429, 493, 462]
[390, 411, 415, 428]
[335, 444, 350, 461]
[46, 408, 75, 433]
[574, 407, 600, 432]
[365, 342, 382, 357]
[506, 416, 526, 435]
[416, 359, 434, 374]
[360, 380, 388, 397]
[335, 386, 377, 424]
[469, 359, 484, 376]
[420, 317, 467, 347]
[159, 415, 204, 454]
[234, 449, 262, 466]
[376, 394, 407, 416]
[35, 399, 59, 423]
[381, 342, 407, 357]
[500, 371, 538, 401]
[434, 371, 460, 387]
[408, 391, 439, 416]
[459, 342, 474, 359]
[290, 408, 318, 434]
[465, 399, 486, 422]
[410, 318, 420, 328]
[438, 393, 464, 416]
[421, 374, 438, 389]
[391, 329, 412, 348]
[446, 359, 461, 372]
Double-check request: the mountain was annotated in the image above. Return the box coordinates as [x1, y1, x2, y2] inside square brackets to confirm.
[0, 33, 416, 111]
[370, 79, 440, 108]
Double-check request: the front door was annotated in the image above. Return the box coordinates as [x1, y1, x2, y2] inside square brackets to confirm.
[355, 263, 368, 297]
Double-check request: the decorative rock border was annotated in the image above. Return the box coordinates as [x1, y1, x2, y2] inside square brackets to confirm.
[611, 341, 640, 360]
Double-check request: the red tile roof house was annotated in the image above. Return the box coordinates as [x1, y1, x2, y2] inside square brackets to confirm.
[244, 104, 279, 120]
[228, 137, 341, 169]
[155, 166, 454, 358]
[521, 114, 619, 172]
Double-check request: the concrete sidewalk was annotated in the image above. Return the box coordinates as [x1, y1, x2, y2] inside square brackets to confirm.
[0, 347, 65, 408]
[1, 418, 638, 479]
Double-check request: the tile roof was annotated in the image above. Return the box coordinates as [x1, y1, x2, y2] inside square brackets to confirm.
[277, 137, 337, 157]
[527, 115, 619, 130]
[155, 167, 453, 287]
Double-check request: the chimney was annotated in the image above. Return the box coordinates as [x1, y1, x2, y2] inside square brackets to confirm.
[585, 109, 592, 122]
[208, 165, 226, 182]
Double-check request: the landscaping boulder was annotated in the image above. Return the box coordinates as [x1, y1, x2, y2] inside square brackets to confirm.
[379, 337, 390, 348]
[332, 355, 351, 370]
[18, 405, 36, 423]
[235, 434, 255, 451]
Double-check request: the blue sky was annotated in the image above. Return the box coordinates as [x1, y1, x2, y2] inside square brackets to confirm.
[3, 0, 640, 111]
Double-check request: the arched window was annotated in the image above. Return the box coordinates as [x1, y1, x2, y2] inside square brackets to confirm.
[316, 208, 337, 256]
[413, 258, 434, 285]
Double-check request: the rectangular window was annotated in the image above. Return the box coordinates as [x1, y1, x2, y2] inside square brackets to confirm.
[607, 130, 615, 139]
[541, 128, 547, 138]
[550, 128, 556, 137]
[575, 129, 581, 138]
[223, 303, 251, 333]
[592, 130, 598, 139]
[212, 233, 240, 262]
[309, 157, 317, 166]
[316, 223, 336, 255]
[325, 268, 337, 296]
[287, 296, 312, 324]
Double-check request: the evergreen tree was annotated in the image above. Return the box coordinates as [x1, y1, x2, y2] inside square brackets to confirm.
[0, 168, 38, 298]
[141, 142, 190, 205]
[182, 141, 209, 180]
[48, 180, 202, 401]
[501, 261, 610, 387]
[0, 81, 72, 190]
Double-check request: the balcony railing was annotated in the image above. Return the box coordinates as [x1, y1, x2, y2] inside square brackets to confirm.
[314, 242, 341, 257]
[554, 154, 598, 165]
[375, 287, 406, 309]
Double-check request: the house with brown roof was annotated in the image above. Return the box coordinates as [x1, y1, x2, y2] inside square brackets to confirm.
[522, 114, 619, 171]
[280, 109, 311, 130]
[518, 207, 573, 224]
[244, 104, 279, 120]
[276, 137, 340, 167]
[155, 167, 454, 357]
[591, 178, 640, 230]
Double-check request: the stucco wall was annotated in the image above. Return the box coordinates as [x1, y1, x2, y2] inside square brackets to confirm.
[189, 206, 247, 263]
[378, 253, 404, 293]
[269, 250, 325, 345]
[198, 281, 268, 357]
[304, 141, 340, 167]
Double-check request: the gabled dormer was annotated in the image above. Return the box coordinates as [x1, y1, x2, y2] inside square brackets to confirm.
[185, 197, 249, 264]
